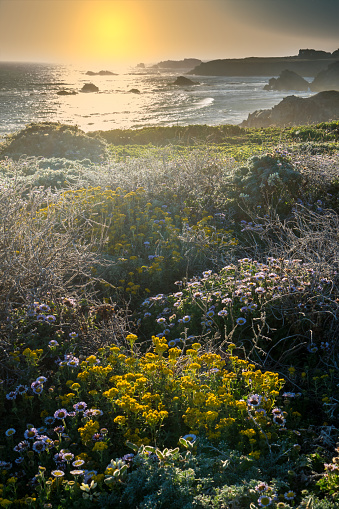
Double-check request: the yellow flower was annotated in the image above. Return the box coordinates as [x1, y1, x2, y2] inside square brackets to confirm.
[78, 420, 100, 446]
[249, 450, 261, 459]
[92, 442, 108, 452]
[114, 415, 127, 426]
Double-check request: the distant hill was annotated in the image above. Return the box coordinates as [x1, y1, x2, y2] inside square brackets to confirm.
[188, 49, 339, 77]
[152, 58, 202, 69]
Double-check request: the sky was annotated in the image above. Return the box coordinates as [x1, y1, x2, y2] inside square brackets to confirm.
[0, 0, 338, 66]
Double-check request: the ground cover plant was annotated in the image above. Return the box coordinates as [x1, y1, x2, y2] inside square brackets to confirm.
[0, 122, 339, 508]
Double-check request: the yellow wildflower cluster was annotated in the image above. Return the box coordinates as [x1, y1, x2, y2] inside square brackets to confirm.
[94, 337, 287, 452]
[78, 420, 100, 446]
[22, 348, 44, 365]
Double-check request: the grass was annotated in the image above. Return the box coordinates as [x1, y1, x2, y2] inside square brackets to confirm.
[0, 122, 339, 508]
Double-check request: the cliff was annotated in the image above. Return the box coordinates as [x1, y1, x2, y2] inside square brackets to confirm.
[240, 91, 339, 128]
[188, 56, 338, 77]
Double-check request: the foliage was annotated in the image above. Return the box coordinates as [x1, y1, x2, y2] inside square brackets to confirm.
[0, 122, 108, 162]
[0, 122, 339, 507]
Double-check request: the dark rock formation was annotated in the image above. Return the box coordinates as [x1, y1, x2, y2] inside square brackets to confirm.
[310, 61, 339, 92]
[173, 76, 199, 86]
[86, 70, 117, 76]
[298, 49, 332, 59]
[128, 89, 141, 94]
[153, 58, 202, 70]
[81, 83, 99, 93]
[188, 54, 338, 77]
[56, 90, 78, 96]
[264, 70, 310, 91]
[240, 91, 339, 128]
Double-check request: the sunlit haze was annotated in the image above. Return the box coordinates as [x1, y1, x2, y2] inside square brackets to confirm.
[0, 0, 338, 66]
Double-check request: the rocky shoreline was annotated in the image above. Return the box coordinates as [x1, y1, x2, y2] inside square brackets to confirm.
[241, 91, 339, 128]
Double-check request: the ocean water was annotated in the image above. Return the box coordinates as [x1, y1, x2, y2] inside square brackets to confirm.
[0, 61, 314, 137]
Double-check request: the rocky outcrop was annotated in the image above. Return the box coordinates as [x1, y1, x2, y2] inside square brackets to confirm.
[80, 83, 99, 93]
[86, 70, 117, 76]
[264, 70, 310, 91]
[56, 90, 77, 96]
[128, 89, 141, 94]
[298, 49, 332, 59]
[240, 91, 339, 128]
[188, 54, 338, 77]
[173, 76, 199, 86]
[310, 61, 339, 91]
[153, 58, 201, 70]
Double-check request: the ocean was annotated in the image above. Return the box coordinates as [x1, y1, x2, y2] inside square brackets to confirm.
[0, 61, 314, 137]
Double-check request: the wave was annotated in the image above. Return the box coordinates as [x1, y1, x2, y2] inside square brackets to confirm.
[194, 97, 214, 109]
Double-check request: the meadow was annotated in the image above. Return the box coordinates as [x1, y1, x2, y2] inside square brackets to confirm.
[0, 121, 339, 508]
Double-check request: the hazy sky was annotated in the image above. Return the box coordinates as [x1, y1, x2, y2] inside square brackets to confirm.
[0, 0, 338, 66]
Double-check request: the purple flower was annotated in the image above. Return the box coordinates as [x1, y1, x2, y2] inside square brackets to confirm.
[13, 440, 29, 452]
[15, 385, 29, 395]
[5, 428, 16, 437]
[236, 317, 247, 325]
[31, 382, 44, 395]
[6, 391, 17, 400]
[67, 357, 79, 367]
[24, 428, 38, 440]
[247, 394, 262, 407]
[84, 408, 103, 418]
[54, 409, 68, 420]
[73, 401, 87, 412]
[32, 440, 46, 453]
[39, 304, 50, 312]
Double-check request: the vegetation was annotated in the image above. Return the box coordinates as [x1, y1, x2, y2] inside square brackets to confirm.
[0, 122, 339, 508]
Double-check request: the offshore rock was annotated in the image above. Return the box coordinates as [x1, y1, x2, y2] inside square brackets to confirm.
[56, 90, 78, 96]
[240, 91, 339, 128]
[128, 88, 141, 94]
[264, 70, 310, 91]
[86, 70, 117, 76]
[311, 61, 339, 92]
[173, 76, 199, 86]
[81, 83, 99, 93]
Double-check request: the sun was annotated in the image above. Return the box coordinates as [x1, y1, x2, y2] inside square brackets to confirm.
[70, 1, 151, 64]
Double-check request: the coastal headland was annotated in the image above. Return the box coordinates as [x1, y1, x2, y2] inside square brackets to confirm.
[187, 49, 339, 77]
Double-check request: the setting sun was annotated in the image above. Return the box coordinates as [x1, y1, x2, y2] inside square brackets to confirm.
[70, 2, 151, 64]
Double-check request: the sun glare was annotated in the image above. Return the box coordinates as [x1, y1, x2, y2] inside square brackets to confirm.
[71, 1, 149, 64]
